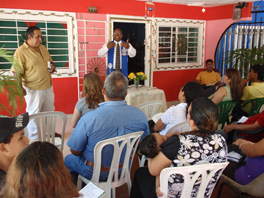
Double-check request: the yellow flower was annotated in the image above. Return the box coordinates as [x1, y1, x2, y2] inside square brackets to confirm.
[128, 72, 135, 80]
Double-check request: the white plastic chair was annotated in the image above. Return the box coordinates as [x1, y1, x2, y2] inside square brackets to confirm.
[165, 121, 190, 135]
[24, 111, 67, 152]
[217, 173, 264, 198]
[159, 162, 229, 198]
[77, 131, 144, 198]
[138, 100, 163, 121]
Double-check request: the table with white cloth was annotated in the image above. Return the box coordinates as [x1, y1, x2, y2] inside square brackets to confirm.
[125, 85, 167, 112]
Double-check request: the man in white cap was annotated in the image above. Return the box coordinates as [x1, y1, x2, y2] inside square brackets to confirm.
[0, 113, 29, 190]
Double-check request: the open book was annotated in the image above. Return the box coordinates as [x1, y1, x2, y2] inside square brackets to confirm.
[79, 182, 104, 198]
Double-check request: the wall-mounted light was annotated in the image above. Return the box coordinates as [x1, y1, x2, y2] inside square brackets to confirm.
[88, 6, 97, 13]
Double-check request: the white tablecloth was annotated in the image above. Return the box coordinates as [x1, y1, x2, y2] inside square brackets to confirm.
[125, 85, 167, 112]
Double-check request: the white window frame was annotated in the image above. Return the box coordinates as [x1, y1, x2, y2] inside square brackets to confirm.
[0, 9, 78, 77]
[154, 18, 205, 71]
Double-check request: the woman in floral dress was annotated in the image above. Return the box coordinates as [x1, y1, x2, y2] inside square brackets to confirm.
[130, 97, 227, 198]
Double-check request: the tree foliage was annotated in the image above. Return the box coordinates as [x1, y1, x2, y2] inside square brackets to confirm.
[226, 46, 264, 78]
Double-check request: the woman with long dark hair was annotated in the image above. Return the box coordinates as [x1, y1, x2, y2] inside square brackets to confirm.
[131, 97, 227, 198]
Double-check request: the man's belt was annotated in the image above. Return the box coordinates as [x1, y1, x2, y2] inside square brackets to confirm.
[86, 160, 123, 172]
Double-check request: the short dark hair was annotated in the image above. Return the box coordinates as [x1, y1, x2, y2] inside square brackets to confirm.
[1, 135, 13, 144]
[25, 26, 40, 40]
[182, 81, 204, 108]
[138, 134, 159, 158]
[251, 64, 264, 81]
[206, 59, 213, 65]
[114, 28, 123, 34]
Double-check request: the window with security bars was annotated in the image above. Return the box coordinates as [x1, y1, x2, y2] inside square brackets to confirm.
[156, 20, 205, 70]
[215, 22, 264, 78]
[0, 20, 68, 69]
[0, 9, 77, 75]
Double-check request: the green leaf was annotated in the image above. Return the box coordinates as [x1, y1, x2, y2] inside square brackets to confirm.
[0, 48, 24, 116]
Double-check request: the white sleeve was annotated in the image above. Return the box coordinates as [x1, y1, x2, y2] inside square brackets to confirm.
[161, 103, 187, 125]
[128, 43, 136, 58]
[98, 43, 109, 57]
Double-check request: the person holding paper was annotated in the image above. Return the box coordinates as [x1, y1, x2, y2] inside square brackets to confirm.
[98, 28, 136, 77]
[11, 26, 56, 140]
[224, 110, 264, 143]
[222, 138, 264, 185]
[195, 59, 223, 97]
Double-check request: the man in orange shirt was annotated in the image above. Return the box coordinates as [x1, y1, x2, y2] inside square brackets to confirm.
[195, 59, 223, 97]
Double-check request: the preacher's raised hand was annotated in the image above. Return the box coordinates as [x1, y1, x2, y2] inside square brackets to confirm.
[107, 41, 116, 49]
[121, 39, 130, 49]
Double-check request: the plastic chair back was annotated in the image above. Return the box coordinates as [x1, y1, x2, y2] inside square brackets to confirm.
[242, 97, 264, 117]
[24, 111, 67, 152]
[217, 173, 264, 197]
[77, 131, 144, 198]
[165, 121, 190, 135]
[160, 162, 229, 198]
[217, 101, 237, 129]
[138, 100, 163, 121]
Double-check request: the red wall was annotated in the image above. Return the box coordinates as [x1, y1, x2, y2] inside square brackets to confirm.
[52, 78, 78, 114]
[153, 69, 203, 101]
[1, 0, 252, 20]
[0, 1, 253, 115]
[0, 77, 78, 116]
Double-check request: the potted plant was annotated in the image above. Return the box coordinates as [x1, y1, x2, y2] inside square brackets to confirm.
[0, 48, 24, 116]
[225, 46, 264, 78]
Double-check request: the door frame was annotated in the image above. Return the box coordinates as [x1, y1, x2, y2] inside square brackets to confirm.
[108, 14, 153, 86]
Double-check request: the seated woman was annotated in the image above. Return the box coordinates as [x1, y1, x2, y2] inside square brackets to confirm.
[71, 72, 104, 128]
[0, 141, 79, 198]
[131, 97, 227, 198]
[154, 81, 204, 135]
[231, 138, 264, 185]
[212, 68, 243, 104]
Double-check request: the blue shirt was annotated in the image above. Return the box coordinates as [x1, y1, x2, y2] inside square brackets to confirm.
[67, 100, 149, 167]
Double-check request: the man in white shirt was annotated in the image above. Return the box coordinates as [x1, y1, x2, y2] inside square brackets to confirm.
[98, 28, 136, 77]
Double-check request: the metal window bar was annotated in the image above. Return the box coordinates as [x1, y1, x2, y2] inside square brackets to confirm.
[0, 19, 70, 70]
[76, 18, 107, 93]
[215, 21, 264, 78]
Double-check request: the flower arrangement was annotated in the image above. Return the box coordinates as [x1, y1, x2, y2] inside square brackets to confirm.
[128, 72, 147, 88]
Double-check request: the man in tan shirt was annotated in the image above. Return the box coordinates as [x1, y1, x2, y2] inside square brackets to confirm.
[11, 26, 56, 140]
